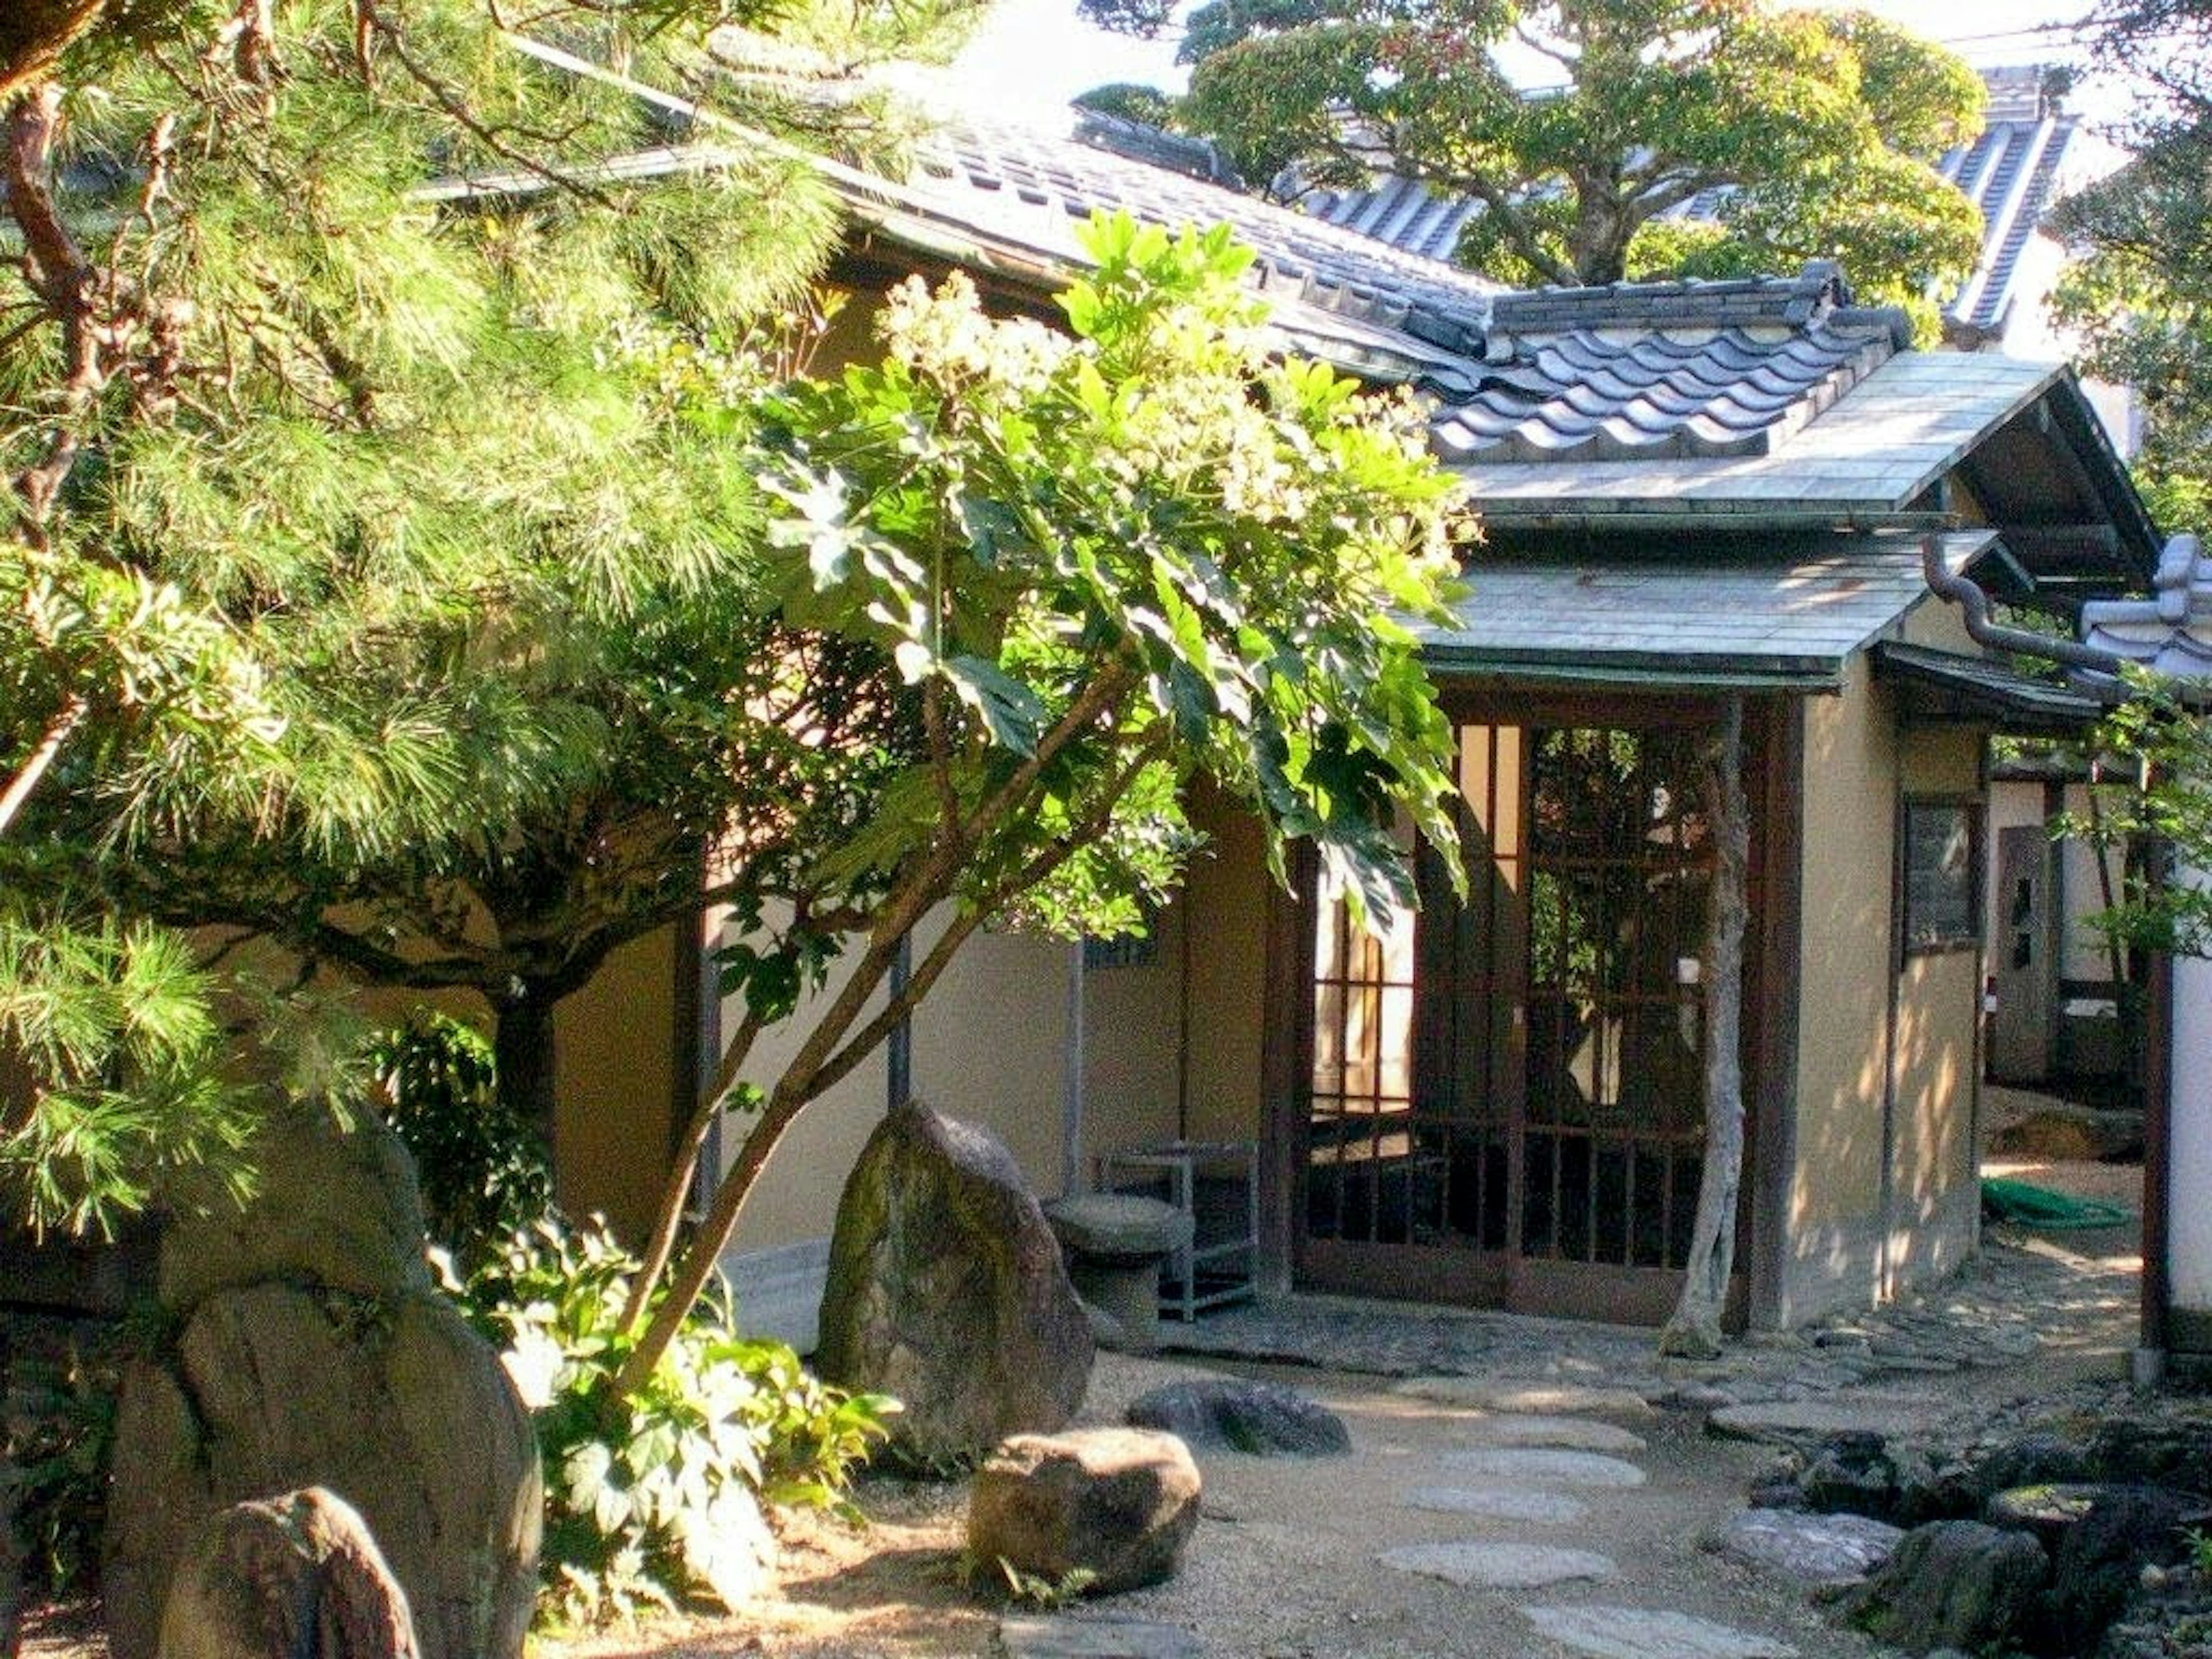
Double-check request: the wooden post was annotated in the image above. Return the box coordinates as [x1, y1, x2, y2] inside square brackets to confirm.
[1661, 696, 1749, 1358]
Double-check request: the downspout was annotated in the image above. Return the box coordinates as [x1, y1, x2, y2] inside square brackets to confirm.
[1917, 535, 2127, 676]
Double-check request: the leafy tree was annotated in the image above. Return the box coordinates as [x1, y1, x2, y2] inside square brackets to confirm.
[615, 213, 1468, 1389]
[5, 0, 1467, 1421]
[2, 0, 984, 1156]
[1081, 0, 1985, 328]
[2052, 0, 2212, 524]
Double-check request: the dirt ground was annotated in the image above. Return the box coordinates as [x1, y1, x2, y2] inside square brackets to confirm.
[21, 1152, 2154, 1659]
[535, 1152, 2151, 1659]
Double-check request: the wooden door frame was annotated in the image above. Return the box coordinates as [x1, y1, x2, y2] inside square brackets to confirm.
[1260, 688, 1801, 1325]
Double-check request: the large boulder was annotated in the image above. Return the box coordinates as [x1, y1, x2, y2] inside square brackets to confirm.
[104, 1098, 540, 1659]
[967, 1430, 1201, 1595]
[1835, 1520, 2048, 1656]
[159, 1488, 417, 1659]
[815, 1102, 1093, 1467]
[2040, 1484, 2207, 1653]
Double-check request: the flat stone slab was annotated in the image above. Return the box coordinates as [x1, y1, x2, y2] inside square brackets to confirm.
[1404, 1486, 1588, 1524]
[1706, 1396, 1944, 1445]
[1713, 1508, 1903, 1583]
[1378, 1541, 1616, 1589]
[1522, 1605, 1800, 1659]
[1393, 1378, 1655, 1416]
[999, 1613, 1203, 1658]
[1044, 1194, 1194, 1260]
[1125, 1379, 1350, 1458]
[1438, 1448, 1647, 1488]
[1457, 1413, 1647, 1454]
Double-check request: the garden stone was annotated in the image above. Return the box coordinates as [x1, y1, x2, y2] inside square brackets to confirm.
[1437, 1448, 1646, 1487]
[1456, 1414, 1646, 1454]
[1986, 1482, 2105, 1549]
[1045, 1195, 1191, 1357]
[1712, 1509, 1902, 1584]
[1986, 1103, 2143, 1162]
[998, 1613, 1203, 1658]
[816, 1101, 1093, 1466]
[1834, 1520, 2048, 1655]
[104, 1097, 539, 1659]
[967, 1429, 1200, 1596]
[158, 1488, 417, 1659]
[1521, 1606, 1798, 1659]
[1707, 1397, 1941, 1447]
[157, 1097, 433, 1313]
[1124, 1380, 1349, 1459]
[2041, 1484, 2207, 1654]
[1404, 1487, 1588, 1524]
[1391, 1378, 1653, 1416]
[1378, 1540, 1615, 1589]
[2088, 1416, 2212, 1488]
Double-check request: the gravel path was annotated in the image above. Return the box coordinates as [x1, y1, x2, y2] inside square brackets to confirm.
[542, 1155, 2149, 1659]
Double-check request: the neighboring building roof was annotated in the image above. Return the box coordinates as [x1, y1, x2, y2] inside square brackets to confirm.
[1296, 65, 2086, 344]
[2082, 534, 2212, 677]
[1415, 531, 1996, 690]
[1940, 66, 2080, 339]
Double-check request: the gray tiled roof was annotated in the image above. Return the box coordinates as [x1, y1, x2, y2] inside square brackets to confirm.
[889, 120, 1946, 478]
[1430, 268, 1908, 465]
[475, 39, 2147, 564]
[909, 116, 1502, 361]
[1452, 352, 2068, 521]
[2082, 535, 2212, 677]
[1416, 532, 1997, 688]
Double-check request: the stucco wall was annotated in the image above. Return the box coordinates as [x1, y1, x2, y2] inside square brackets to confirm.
[1179, 785, 1272, 1148]
[554, 923, 680, 1244]
[1781, 601, 1986, 1325]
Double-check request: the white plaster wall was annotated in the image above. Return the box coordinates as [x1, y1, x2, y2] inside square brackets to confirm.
[2172, 862, 2212, 1320]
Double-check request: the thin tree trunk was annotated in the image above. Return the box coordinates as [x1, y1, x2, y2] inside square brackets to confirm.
[1661, 696, 1749, 1359]
[493, 986, 559, 1165]
[0, 1319, 17, 1659]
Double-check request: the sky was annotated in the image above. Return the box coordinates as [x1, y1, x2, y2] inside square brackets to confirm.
[940, 1, 2118, 124]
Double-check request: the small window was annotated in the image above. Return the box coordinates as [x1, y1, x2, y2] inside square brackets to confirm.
[1901, 799, 1981, 956]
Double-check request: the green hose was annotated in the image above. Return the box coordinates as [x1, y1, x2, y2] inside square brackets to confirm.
[1980, 1176, 2133, 1230]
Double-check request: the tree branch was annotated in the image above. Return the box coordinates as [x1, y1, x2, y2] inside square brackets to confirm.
[0, 692, 87, 838]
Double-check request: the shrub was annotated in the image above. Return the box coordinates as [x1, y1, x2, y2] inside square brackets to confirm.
[366, 1013, 551, 1264]
[454, 1216, 894, 1627]
[4, 1335, 119, 1600]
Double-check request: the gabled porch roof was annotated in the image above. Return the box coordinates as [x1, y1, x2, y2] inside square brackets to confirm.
[1416, 531, 1995, 692]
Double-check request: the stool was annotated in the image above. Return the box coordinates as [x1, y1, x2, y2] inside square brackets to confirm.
[1043, 1193, 1194, 1355]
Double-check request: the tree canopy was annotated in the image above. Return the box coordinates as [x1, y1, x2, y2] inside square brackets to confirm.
[2051, 0, 2212, 526]
[1080, 0, 1986, 328]
[0, 0, 984, 1228]
[4, 0, 1471, 1424]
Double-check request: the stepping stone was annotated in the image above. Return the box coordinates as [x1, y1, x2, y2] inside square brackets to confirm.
[999, 1613, 1203, 1658]
[1126, 1379, 1351, 1458]
[1393, 1378, 1654, 1416]
[1379, 1540, 1616, 1589]
[1705, 1396, 1942, 1445]
[1404, 1486, 1588, 1524]
[1457, 1413, 1647, 1454]
[1439, 1448, 1647, 1487]
[1522, 1605, 1799, 1659]
[1712, 1508, 1903, 1583]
